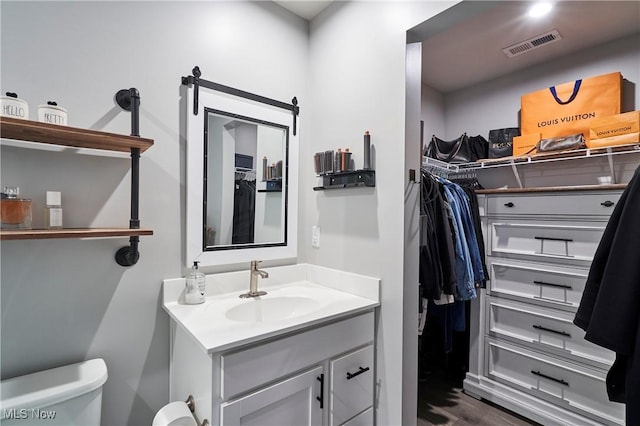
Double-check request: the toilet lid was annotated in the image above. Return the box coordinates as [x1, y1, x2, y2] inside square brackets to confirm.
[0, 358, 107, 417]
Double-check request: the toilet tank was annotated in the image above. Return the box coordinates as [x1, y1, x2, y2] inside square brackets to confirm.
[0, 358, 108, 426]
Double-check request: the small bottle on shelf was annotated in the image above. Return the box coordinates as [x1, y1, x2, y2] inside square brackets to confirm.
[185, 261, 206, 304]
[44, 191, 63, 229]
[0, 186, 32, 230]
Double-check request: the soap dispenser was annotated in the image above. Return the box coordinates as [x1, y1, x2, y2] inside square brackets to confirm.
[185, 261, 205, 304]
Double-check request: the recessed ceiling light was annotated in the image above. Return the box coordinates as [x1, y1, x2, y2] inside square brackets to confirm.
[528, 2, 553, 18]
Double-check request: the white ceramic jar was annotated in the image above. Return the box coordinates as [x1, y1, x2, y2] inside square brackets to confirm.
[1, 92, 29, 119]
[38, 101, 67, 125]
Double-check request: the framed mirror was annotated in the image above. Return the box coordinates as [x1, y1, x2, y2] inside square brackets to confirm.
[186, 86, 299, 267]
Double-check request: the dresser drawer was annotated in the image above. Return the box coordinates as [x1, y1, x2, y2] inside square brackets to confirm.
[486, 192, 621, 217]
[486, 297, 614, 367]
[485, 339, 624, 425]
[489, 220, 605, 263]
[330, 345, 374, 426]
[487, 259, 587, 309]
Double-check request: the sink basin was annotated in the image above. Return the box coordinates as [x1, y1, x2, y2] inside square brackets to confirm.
[225, 296, 321, 323]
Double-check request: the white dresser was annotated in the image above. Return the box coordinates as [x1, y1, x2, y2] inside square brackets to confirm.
[464, 187, 626, 426]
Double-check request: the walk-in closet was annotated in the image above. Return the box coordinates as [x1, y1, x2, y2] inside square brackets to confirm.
[409, 2, 640, 425]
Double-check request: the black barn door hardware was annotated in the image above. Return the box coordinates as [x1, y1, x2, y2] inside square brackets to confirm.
[181, 66, 300, 135]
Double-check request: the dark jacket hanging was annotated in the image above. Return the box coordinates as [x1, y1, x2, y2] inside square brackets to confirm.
[574, 164, 640, 423]
[232, 179, 256, 244]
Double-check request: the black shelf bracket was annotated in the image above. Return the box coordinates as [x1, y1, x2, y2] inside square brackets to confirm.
[181, 66, 300, 135]
[313, 169, 376, 191]
[114, 88, 142, 267]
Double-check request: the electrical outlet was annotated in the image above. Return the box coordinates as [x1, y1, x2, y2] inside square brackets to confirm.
[312, 226, 320, 248]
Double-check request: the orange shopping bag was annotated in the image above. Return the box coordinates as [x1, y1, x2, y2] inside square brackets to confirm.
[521, 72, 622, 142]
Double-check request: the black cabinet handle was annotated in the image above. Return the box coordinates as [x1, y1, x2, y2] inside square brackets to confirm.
[504, 202, 514, 208]
[316, 374, 324, 409]
[532, 324, 571, 337]
[601, 200, 615, 207]
[534, 236, 573, 243]
[533, 280, 573, 290]
[531, 370, 569, 386]
[346, 366, 370, 380]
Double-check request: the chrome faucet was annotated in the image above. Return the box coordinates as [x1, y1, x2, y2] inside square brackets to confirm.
[240, 260, 269, 298]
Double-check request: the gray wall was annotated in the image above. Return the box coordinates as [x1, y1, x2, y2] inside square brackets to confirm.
[305, 2, 456, 425]
[442, 33, 640, 139]
[0, 2, 308, 425]
[433, 32, 640, 188]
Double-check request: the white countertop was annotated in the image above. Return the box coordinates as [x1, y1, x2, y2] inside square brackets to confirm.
[162, 264, 380, 353]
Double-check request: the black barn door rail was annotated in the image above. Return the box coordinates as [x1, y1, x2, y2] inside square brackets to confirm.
[181, 66, 300, 135]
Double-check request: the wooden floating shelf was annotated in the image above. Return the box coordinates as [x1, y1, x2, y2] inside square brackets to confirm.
[0, 228, 154, 241]
[0, 117, 154, 153]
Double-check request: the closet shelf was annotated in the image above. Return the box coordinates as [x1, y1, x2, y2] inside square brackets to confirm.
[423, 142, 640, 188]
[0, 228, 154, 241]
[423, 143, 639, 172]
[1, 117, 154, 153]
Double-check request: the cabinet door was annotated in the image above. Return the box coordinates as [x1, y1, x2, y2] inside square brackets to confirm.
[330, 345, 374, 426]
[220, 366, 323, 426]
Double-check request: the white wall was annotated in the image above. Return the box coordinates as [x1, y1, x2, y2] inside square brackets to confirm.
[255, 125, 285, 242]
[0, 2, 308, 425]
[439, 33, 640, 188]
[443, 33, 640, 139]
[305, 2, 455, 425]
[421, 83, 445, 147]
[207, 116, 226, 245]
[219, 126, 236, 245]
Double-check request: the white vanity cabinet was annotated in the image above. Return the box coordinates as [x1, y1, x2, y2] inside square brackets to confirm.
[169, 310, 376, 426]
[465, 188, 626, 426]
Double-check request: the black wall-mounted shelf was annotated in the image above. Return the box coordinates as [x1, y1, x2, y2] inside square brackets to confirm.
[313, 170, 375, 191]
[258, 189, 282, 193]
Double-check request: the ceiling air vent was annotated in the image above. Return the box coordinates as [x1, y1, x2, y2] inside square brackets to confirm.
[503, 29, 562, 58]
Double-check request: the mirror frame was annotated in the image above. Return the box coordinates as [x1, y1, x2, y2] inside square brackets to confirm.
[186, 87, 299, 267]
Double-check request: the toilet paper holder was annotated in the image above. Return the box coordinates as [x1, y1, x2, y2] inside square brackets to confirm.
[185, 395, 209, 426]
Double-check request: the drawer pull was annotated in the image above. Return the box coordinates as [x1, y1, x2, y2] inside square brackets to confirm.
[504, 202, 515, 208]
[533, 280, 573, 290]
[534, 236, 573, 243]
[531, 370, 569, 387]
[532, 324, 571, 337]
[346, 366, 370, 380]
[601, 200, 615, 207]
[316, 374, 324, 409]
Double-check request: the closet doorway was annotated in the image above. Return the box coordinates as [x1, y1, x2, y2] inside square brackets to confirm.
[405, 1, 639, 425]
